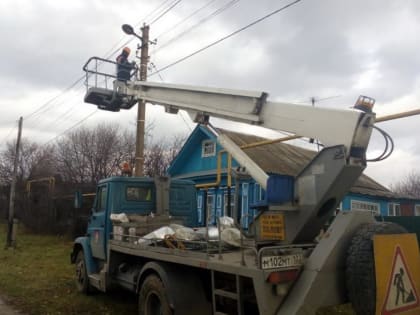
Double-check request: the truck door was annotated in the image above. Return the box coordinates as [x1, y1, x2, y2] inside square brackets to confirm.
[88, 184, 108, 260]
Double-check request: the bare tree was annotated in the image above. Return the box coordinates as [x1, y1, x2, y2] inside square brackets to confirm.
[391, 172, 420, 198]
[54, 123, 136, 184]
[0, 139, 55, 184]
[144, 134, 186, 177]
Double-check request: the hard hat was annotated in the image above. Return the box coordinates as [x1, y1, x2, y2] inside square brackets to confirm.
[123, 47, 131, 55]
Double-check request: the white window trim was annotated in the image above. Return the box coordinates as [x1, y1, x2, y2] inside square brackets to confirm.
[388, 203, 401, 216]
[415, 204, 420, 216]
[216, 194, 222, 209]
[241, 183, 249, 227]
[202, 140, 216, 157]
[254, 183, 263, 201]
[351, 200, 380, 215]
[197, 195, 202, 209]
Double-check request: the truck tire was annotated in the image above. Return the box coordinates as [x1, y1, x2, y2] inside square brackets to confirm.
[139, 274, 172, 315]
[75, 251, 93, 294]
[346, 222, 407, 315]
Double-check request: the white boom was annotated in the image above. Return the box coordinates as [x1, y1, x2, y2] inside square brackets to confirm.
[126, 80, 375, 160]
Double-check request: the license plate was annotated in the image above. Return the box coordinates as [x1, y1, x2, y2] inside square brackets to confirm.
[261, 254, 303, 270]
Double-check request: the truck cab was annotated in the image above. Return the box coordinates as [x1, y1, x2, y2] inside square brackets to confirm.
[71, 176, 198, 287]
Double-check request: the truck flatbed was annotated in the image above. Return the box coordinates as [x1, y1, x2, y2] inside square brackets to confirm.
[109, 238, 307, 277]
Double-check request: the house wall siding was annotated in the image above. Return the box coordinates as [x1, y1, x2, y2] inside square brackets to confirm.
[169, 126, 420, 227]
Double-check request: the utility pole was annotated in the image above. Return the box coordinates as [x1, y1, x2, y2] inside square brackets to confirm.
[5, 117, 23, 249]
[134, 24, 150, 176]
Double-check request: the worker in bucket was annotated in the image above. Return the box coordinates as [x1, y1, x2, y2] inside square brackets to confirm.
[116, 47, 136, 81]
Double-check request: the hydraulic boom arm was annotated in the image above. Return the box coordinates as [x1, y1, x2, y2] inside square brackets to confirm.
[125, 81, 374, 161]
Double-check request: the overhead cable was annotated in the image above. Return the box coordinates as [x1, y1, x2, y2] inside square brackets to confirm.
[149, 0, 183, 25]
[149, 62, 192, 132]
[155, 0, 220, 40]
[43, 110, 99, 146]
[155, 0, 239, 53]
[22, 0, 171, 125]
[150, 0, 303, 76]
[102, 0, 172, 59]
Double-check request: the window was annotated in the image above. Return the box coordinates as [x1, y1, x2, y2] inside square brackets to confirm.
[96, 186, 107, 212]
[241, 183, 249, 227]
[206, 194, 215, 223]
[351, 200, 380, 215]
[202, 140, 216, 157]
[388, 203, 401, 216]
[126, 186, 152, 201]
[254, 183, 265, 202]
[223, 190, 235, 217]
[415, 205, 420, 216]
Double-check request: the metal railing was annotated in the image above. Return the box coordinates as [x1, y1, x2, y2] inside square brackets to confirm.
[82, 56, 138, 91]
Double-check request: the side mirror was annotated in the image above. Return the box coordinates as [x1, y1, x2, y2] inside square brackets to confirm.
[74, 191, 83, 209]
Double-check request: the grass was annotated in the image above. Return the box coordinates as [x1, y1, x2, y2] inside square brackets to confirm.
[0, 221, 137, 315]
[0, 221, 355, 315]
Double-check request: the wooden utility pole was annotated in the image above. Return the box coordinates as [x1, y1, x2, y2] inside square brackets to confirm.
[5, 117, 23, 249]
[134, 24, 150, 176]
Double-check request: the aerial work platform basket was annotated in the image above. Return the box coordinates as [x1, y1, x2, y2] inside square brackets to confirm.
[82, 57, 138, 112]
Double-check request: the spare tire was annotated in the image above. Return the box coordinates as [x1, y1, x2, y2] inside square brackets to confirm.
[346, 222, 407, 315]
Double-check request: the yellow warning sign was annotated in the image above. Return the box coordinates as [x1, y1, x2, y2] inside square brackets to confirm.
[259, 214, 285, 240]
[374, 234, 420, 315]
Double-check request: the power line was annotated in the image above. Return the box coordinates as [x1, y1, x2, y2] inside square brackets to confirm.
[155, 0, 219, 40]
[24, 76, 84, 121]
[149, 0, 183, 25]
[149, 62, 193, 132]
[43, 110, 99, 146]
[102, 0, 173, 59]
[150, 0, 303, 76]
[20, 1, 175, 143]
[145, 0, 175, 24]
[25, 90, 86, 131]
[149, 62, 165, 82]
[22, 0, 172, 127]
[155, 0, 239, 53]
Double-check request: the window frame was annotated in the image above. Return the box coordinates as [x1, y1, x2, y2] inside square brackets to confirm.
[125, 186, 153, 202]
[388, 203, 401, 216]
[202, 140, 216, 157]
[223, 189, 235, 217]
[350, 200, 380, 215]
[415, 204, 420, 216]
[95, 185, 108, 213]
[206, 194, 215, 221]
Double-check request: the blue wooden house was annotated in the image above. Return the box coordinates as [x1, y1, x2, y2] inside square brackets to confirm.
[168, 125, 420, 226]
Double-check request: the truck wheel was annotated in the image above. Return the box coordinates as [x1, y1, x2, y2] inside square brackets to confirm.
[346, 222, 407, 315]
[139, 275, 172, 315]
[75, 251, 92, 294]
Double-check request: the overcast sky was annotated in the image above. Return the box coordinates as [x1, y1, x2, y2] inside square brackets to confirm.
[1, 0, 419, 188]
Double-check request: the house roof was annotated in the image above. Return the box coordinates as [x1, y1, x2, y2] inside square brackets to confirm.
[216, 128, 395, 198]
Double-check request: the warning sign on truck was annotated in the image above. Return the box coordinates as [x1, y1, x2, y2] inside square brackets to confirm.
[374, 234, 420, 315]
[259, 213, 285, 240]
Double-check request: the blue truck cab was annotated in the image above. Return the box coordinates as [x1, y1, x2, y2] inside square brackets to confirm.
[70, 176, 198, 292]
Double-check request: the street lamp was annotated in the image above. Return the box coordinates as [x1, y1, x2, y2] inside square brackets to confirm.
[122, 24, 143, 42]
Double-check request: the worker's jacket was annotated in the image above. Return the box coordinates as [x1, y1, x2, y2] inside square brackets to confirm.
[116, 54, 134, 81]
